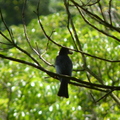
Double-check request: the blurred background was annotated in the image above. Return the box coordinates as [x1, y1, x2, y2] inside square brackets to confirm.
[0, 0, 120, 120]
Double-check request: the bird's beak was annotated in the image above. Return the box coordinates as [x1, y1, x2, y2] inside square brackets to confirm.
[68, 50, 73, 54]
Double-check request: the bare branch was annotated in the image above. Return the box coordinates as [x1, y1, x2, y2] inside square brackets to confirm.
[34, 42, 54, 67]
[22, 0, 38, 56]
[96, 90, 114, 102]
[98, 2, 107, 22]
[72, 49, 120, 63]
[0, 53, 120, 91]
[76, 6, 120, 42]
[86, 0, 101, 6]
[71, 0, 120, 33]
[64, 0, 87, 70]
[108, 0, 113, 25]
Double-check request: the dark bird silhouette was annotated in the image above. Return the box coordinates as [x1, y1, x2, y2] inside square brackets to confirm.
[55, 47, 73, 98]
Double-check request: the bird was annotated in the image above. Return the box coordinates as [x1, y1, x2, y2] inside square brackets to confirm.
[55, 47, 73, 98]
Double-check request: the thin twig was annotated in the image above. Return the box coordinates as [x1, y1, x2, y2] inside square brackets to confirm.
[73, 49, 120, 63]
[0, 54, 120, 91]
[35, 1, 120, 63]
[108, 0, 113, 25]
[1, 7, 40, 66]
[75, 6, 120, 42]
[65, 0, 78, 50]
[22, 0, 36, 54]
[64, 0, 87, 69]
[96, 90, 114, 102]
[69, 81, 107, 92]
[0, 10, 14, 43]
[71, 0, 120, 33]
[86, 0, 101, 6]
[35, 42, 54, 66]
[0, 10, 13, 43]
[98, 2, 107, 22]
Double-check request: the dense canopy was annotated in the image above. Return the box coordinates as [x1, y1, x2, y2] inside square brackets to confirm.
[0, 0, 120, 119]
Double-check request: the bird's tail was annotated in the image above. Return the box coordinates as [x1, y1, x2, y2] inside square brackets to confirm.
[57, 79, 69, 98]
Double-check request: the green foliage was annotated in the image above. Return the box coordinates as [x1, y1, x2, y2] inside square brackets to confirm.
[0, 0, 49, 26]
[0, 10, 120, 120]
[0, 0, 64, 27]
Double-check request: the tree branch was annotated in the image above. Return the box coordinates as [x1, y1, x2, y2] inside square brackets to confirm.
[0, 54, 120, 92]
